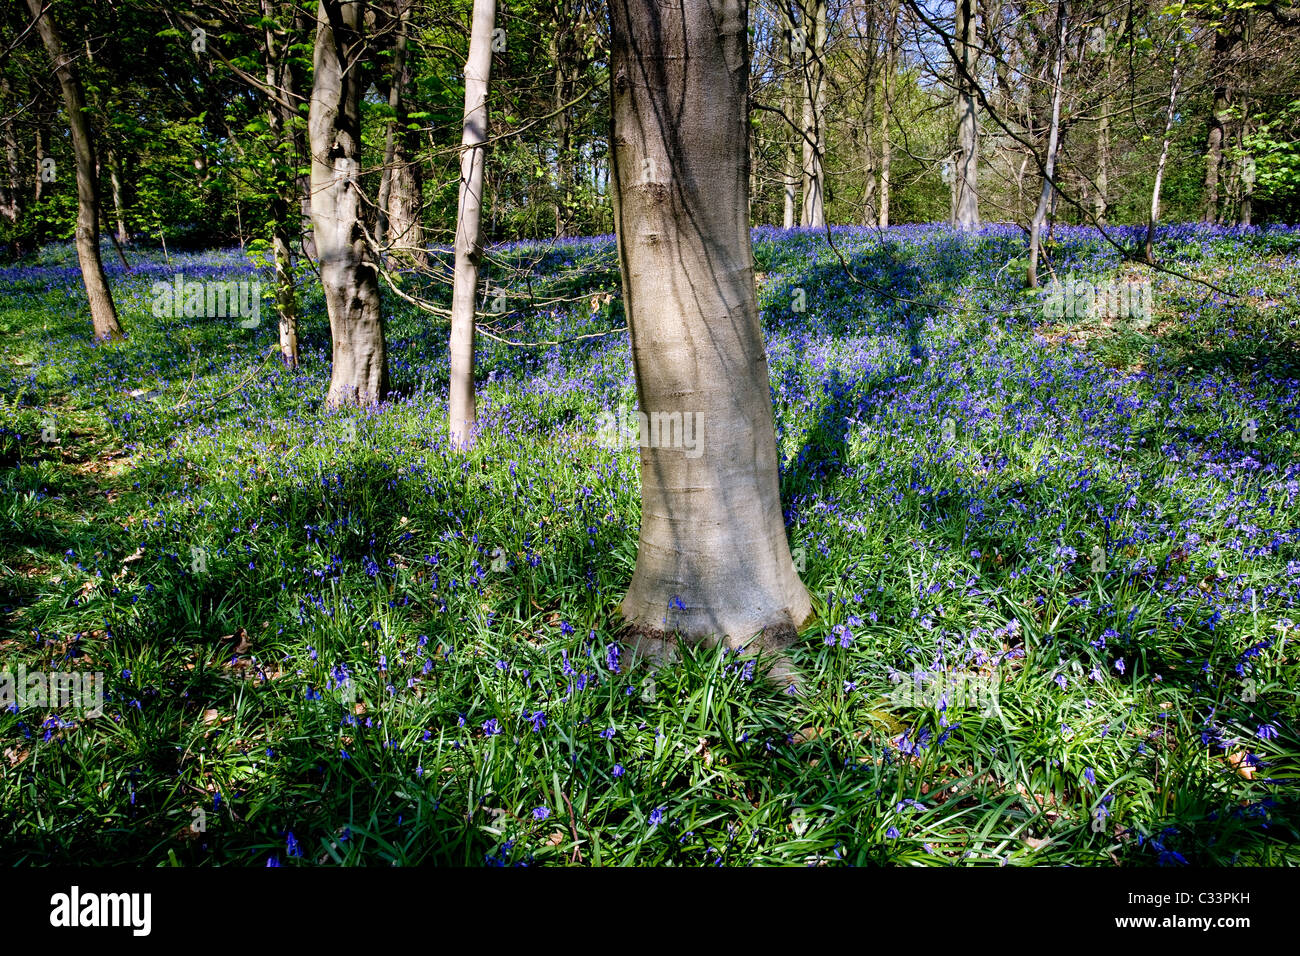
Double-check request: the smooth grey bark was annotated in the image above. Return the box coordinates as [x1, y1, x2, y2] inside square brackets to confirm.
[1236, 13, 1255, 226]
[263, 0, 299, 368]
[106, 147, 129, 245]
[781, 11, 798, 229]
[1027, 0, 1066, 289]
[551, 0, 589, 237]
[448, 0, 496, 448]
[1094, 107, 1109, 224]
[0, 78, 20, 228]
[857, 1, 877, 226]
[952, 0, 979, 228]
[1202, 27, 1233, 223]
[34, 127, 46, 205]
[1239, 143, 1254, 226]
[27, 0, 122, 341]
[878, 0, 897, 227]
[799, 0, 827, 228]
[610, 0, 812, 665]
[1144, 54, 1181, 264]
[292, 5, 317, 261]
[377, 0, 426, 265]
[310, 0, 387, 405]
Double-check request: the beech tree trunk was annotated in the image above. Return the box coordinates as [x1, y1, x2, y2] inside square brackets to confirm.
[0, 78, 20, 228]
[1027, 0, 1065, 289]
[310, 0, 387, 405]
[294, 5, 317, 261]
[448, 0, 496, 448]
[1094, 107, 1109, 224]
[781, 11, 798, 229]
[799, 0, 826, 228]
[378, 0, 426, 265]
[28, 0, 122, 341]
[878, 0, 897, 227]
[552, 0, 585, 238]
[952, 0, 979, 229]
[264, 0, 299, 368]
[1144, 55, 1180, 265]
[858, 6, 876, 227]
[610, 0, 812, 665]
[1202, 28, 1233, 223]
[34, 127, 45, 205]
[106, 148, 129, 245]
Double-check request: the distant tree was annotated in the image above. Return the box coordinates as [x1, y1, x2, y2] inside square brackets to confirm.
[25, 0, 123, 340]
[310, 0, 388, 404]
[952, 0, 978, 228]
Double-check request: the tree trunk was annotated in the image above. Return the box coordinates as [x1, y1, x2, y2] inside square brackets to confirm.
[264, 0, 299, 368]
[448, 0, 496, 448]
[293, 6, 317, 261]
[799, 0, 826, 228]
[552, 2, 579, 238]
[27, 0, 122, 341]
[310, 0, 387, 405]
[376, 0, 425, 265]
[1027, 1, 1065, 290]
[1202, 27, 1233, 223]
[33, 127, 45, 205]
[1238, 144, 1254, 226]
[952, 0, 979, 228]
[781, 15, 798, 229]
[878, 0, 897, 227]
[106, 147, 129, 245]
[1236, 12, 1255, 227]
[1094, 106, 1109, 224]
[0, 78, 20, 228]
[610, 0, 812, 666]
[1144, 55, 1180, 264]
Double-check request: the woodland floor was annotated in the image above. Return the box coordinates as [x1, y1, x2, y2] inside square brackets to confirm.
[1, 222, 1298, 865]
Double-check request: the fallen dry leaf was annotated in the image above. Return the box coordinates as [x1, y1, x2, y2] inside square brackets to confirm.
[1225, 751, 1254, 780]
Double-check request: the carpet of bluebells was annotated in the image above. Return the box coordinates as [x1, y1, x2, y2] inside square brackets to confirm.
[1, 222, 1298, 866]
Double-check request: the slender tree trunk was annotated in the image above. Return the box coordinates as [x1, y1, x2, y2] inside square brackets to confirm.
[34, 127, 45, 205]
[106, 147, 129, 244]
[385, 0, 426, 264]
[1027, 0, 1066, 290]
[952, 0, 979, 228]
[1239, 144, 1254, 226]
[293, 6, 317, 261]
[310, 0, 387, 405]
[1144, 55, 1181, 264]
[610, 0, 812, 665]
[448, 0, 496, 448]
[878, 0, 897, 227]
[1202, 28, 1233, 223]
[1236, 12, 1255, 227]
[1094, 106, 1109, 224]
[387, 133, 425, 264]
[264, 0, 299, 368]
[0, 78, 20, 228]
[781, 15, 798, 229]
[552, 2, 579, 238]
[799, 0, 826, 227]
[27, 0, 122, 340]
[859, 58, 876, 220]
